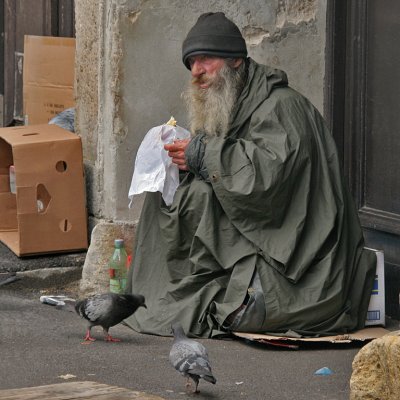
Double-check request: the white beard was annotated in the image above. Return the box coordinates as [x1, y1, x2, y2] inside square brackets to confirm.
[183, 61, 246, 137]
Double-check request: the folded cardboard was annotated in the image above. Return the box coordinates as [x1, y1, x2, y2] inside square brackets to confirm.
[365, 248, 385, 326]
[0, 124, 87, 256]
[23, 35, 75, 125]
[233, 327, 390, 348]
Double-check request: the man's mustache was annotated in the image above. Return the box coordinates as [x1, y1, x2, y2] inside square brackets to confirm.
[191, 75, 212, 85]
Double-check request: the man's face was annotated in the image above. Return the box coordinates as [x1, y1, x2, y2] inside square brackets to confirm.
[188, 55, 242, 89]
[184, 55, 246, 137]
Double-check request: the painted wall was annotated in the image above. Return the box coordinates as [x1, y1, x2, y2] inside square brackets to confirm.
[75, 0, 327, 228]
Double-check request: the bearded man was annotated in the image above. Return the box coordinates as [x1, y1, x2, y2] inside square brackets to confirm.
[125, 12, 376, 338]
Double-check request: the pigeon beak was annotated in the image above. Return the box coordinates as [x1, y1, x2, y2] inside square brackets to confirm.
[142, 303, 147, 309]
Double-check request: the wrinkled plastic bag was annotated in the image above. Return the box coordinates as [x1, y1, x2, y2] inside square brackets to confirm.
[128, 120, 191, 207]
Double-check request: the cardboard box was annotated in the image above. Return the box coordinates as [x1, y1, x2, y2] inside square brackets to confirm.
[364, 248, 385, 326]
[23, 35, 75, 125]
[0, 124, 88, 256]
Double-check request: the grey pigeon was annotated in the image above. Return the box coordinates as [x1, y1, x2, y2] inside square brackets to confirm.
[74, 293, 146, 342]
[169, 322, 217, 393]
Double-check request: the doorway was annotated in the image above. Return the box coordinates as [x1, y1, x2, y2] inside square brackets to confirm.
[326, 0, 400, 319]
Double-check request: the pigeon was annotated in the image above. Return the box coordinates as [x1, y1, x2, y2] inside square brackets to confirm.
[169, 322, 217, 393]
[74, 292, 146, 342]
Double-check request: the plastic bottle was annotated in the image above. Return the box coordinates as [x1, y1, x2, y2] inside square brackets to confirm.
[108, 239, 128, 294]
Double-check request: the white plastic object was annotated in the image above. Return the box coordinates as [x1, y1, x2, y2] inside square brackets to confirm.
[9, 165, 16, 194]
[37, 200, 44, 212]
[128, 121, 190, 207]
[39, 295, 76, 306]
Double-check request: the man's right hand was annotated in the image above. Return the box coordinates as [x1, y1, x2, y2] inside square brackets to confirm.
[164, 139, 191, 171]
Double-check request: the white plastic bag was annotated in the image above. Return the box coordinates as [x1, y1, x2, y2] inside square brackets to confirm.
[128, 119, 190, 207]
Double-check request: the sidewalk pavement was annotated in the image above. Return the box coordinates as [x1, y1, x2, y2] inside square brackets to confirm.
[0, 240, 398, 400]
[1, 280, 398, 400]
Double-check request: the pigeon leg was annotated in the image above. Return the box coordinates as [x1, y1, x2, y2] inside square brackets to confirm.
[82, 328, 96, 342]
[103, 328, 121, 342]
[185, 377, 192, 391]
[193, 378, 200, 394]
[185, 377, 200, 394]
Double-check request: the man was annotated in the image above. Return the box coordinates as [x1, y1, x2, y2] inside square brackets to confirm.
[126, 12, 376, 338]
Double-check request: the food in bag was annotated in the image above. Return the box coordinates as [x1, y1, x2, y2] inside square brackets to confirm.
[128, 117, 190, 206]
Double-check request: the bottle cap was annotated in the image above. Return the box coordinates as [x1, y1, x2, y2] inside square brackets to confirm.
[114, 239, 124, 248]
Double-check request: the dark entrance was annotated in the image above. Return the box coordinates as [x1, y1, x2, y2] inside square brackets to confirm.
[327, 0, 400, 319]
[1, 0, 75, 126]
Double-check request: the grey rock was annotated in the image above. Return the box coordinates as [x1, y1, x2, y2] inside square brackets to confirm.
[350, 334, 400, 399]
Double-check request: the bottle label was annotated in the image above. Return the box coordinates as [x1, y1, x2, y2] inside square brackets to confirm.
[110, 278, 127, 294]
[110, 279, 121, 293]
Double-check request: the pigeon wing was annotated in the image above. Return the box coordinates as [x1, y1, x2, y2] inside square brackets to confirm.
[170, 338, 208, 372]
[186, 355, 216, 383]
[76, 294, 113, 324]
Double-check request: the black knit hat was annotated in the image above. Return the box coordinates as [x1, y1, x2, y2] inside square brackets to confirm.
[182, 12, 247, 70]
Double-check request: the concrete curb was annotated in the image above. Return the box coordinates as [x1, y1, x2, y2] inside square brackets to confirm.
[0, 241, 86, 274]
[0, 267, 82, 291]
[15, 267, 83, 288]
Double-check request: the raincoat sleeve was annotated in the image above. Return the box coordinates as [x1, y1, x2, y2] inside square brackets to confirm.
[185, 132, 210, 181]
[203, 90, 339, 282]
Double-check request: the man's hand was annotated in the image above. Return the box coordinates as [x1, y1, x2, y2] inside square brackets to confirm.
[164, 139, 191, 171]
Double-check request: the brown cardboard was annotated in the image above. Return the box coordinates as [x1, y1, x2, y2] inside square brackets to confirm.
[23, 35, 75, 125]
[233, 327, 390, 345]
[0, 124, 88, 256]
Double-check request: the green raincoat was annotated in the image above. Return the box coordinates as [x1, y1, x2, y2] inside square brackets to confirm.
[126, 59, 376, 338]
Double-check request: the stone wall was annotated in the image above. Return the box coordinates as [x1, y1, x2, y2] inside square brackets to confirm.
[75, 0, 327, 228]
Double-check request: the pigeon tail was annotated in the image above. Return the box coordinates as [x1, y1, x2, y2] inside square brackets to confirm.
[170, 321, 217, 393]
